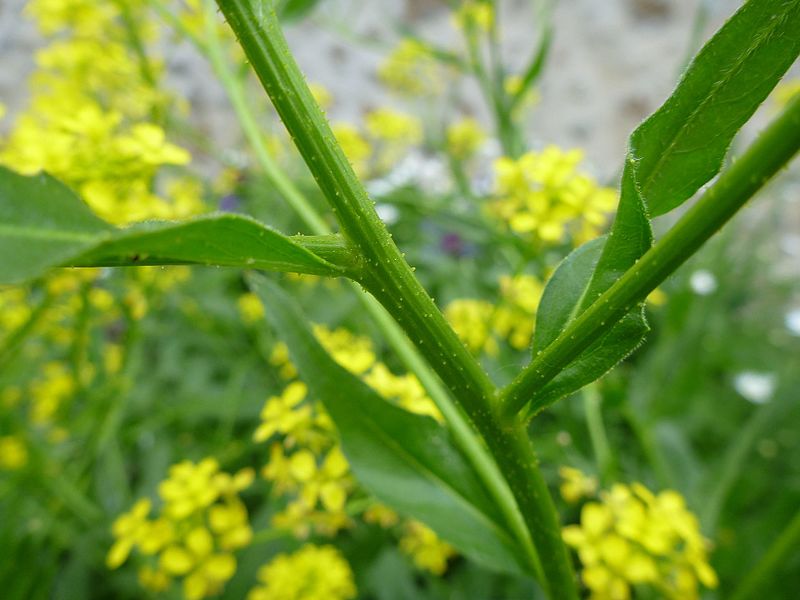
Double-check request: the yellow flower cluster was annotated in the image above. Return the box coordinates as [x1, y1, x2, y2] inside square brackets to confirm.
[29, 361, 76, 427]
[332, 108, 423, 178]
[259, 325, 442, 537]
[378, 39, 445, 97]
[363, 503, 456, 575]
[332, 123, 372, 178]
[452, 1, 494, 32]
[559, 466, 598, 504]
[399, 520, 457, 575]
[107, 458, 254, 599]
[445, 273, 544, 356]
[0, 0, 204, 224]
[563, 480, 718, 600]
[0, 435, 28, 471]
[247, 544, 356, 600]
[490, 146, 617, 245]
[446, 117, 486, 160]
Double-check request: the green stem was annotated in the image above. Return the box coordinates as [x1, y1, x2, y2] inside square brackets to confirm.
[202, 1, 330, 235]
[729, 509, 800, 600]
[154, 0, 545, 582]
[0, 291, 53, 369]
[501, 93, 800, 418]
[507, 6, 552, 113]
[462, 20, 519, 157]
[582, 383, 614, 484]
[216, 2, 577, 596]
[700, 403, 776, 534]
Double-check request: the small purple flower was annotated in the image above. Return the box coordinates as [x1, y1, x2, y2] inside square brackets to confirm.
[219, 194, 241, 212]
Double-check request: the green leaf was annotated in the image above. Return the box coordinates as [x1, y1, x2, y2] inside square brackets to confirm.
[0, 166, 344, 284]
[582, 0, 800, 308]
[250, 274, 531, 577]
[635, 0, 800, 217]
[528, 237, 648, 415]
[277, 0, 323, 21]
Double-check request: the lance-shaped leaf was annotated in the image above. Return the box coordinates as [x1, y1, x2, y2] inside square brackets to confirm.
[512, 0, 800, 418]
[527, 237, 648, 415]
[0, 167, 345, 284]
[250, 274, 532, 577]
[583, 0, 800, 306]
[635, 0, 800, 217]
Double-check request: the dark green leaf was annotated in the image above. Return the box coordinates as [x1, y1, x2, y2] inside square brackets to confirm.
[635, 0, 800, 217]
[250, 274, 530, 576]
[0, 166, 343, 284]
[529, 237, 648, 414]
[581, 0, 800, 311]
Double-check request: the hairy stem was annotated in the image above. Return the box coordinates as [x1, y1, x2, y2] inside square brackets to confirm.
[216, 1, 577, 596]
[501, 94, 800, 418]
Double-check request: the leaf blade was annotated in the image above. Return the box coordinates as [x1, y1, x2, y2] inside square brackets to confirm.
[636, 0, 800, 216]
[0, 166, 343, 283]
[529, 237, 648, 414]
[250, 274, 531, 576]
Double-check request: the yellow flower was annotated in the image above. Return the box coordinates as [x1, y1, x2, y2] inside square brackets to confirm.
[446, 117, 486, 159]
[399, 521, 456, 575]
[363, 363, 443, 422]
[444, 298, 498, 356]
[332, 123, 372, 178]
[29, 361, 75, 425]
[452, 1, 494, 32]
[309, 82, 333, 110]
[0, 435, 28, 470]
[254, 382, 312, 443]
[314, 325, 376, 375]
[106, 498, 152, 569]
[559, 466, 598, 503]
[363, 503, 400, 528]
[490, 146, 616, 246]
[378, 39, 443, 97]
[365, 109, 423, 147]
[108, 459, 253, 598]
[247, 544, 356, 600]
[563, 482, 717, 600]
[1, 0, 201, 226]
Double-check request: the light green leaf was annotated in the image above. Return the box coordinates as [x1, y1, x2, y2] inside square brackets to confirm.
[0, 166, 344, 284]
[250, 274, 532, 576]
[528, 237, 648, 415]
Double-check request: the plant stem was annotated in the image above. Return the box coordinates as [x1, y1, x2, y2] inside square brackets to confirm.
[216, 2, 578, 596]
[583, 383, 614, 484]
[202, 3, 330, 235]
[501, 93, 800, 418]
[199, 4, 538, 569]
[729, 508, 800, 600]
[700, 403, 776, 534]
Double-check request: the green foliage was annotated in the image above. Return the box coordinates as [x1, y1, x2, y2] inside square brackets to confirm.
[502, 0, 800, 417]
[0, 166, 344, 284]
[589, 0, 800, 297]
[250, 274, 535, 577]
[529, 237, 648, 414]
